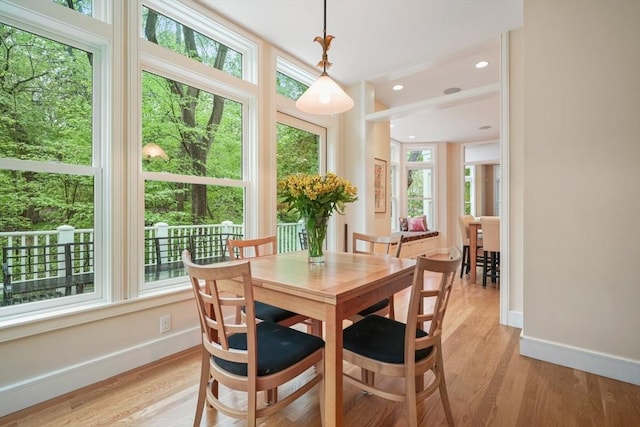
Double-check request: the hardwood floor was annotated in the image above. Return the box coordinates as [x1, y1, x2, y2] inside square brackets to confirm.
[1, 274, 639, 426]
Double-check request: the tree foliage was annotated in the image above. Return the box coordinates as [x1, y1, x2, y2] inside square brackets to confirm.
[0, 11, 321, 234]
[0, 24, 94, 231]
[276, 123, 320, 222]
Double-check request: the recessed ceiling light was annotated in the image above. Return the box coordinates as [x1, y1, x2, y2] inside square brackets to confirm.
[392, 84, 404, 91]
[443, 87, 461, 95]
[408, 135, 416, 139]
[479, 125, 492, 130]
[475, 60, 489, 69]
[390, 124, 395, 128]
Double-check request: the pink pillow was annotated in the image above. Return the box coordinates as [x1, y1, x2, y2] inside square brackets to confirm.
[408, 216, 426, 232]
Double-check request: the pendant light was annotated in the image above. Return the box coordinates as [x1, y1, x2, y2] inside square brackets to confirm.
[296, 0, 354, 115]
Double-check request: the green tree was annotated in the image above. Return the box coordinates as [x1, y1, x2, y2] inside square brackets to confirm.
[143, 8, 245, 225]
[0, 24, 93, 231]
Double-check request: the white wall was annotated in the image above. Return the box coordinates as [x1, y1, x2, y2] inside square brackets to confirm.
[464, 142, 500, 164]
[0, 292, 200, 415]
[520, 0, 640, 385]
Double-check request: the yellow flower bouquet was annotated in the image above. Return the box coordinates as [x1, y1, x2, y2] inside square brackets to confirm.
[279, 172, 358, 262]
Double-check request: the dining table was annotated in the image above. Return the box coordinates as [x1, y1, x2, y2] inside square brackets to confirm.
[245, 250, 416, 426]
[469, 220, 482, 283]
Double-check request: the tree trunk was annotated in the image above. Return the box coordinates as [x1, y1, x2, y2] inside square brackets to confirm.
[144, 11, 228, 224]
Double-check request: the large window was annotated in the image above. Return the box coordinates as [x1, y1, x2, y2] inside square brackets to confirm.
[464, 165, 475, 215]
[405, 147, 436, 229]
[139, 3, 251, 289]
[276, 113, 325, 252]
[0, 18, 103, 311]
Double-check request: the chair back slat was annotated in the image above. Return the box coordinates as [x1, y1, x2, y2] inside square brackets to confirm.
[405, 255, 461, 364]
[228, 235, 277, 259]
[183, 250, 255, 365]
[352, 232, 403, 257]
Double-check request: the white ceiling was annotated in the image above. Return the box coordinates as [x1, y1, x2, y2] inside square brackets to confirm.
[200, 0, 523, 144]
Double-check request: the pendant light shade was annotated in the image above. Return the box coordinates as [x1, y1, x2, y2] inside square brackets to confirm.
[296, 0, 354, 115]
[296, 72, 354, 115]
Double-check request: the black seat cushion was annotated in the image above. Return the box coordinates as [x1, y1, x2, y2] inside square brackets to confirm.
[242, 301, 300, 323]
[213, 321, 324, 376]
[343, 315, 431, 364]
[357, 298, 389, 316]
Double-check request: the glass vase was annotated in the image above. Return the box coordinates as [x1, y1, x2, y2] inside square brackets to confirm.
[304, 214, 329, 264]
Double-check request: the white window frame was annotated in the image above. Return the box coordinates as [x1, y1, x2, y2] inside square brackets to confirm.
[133, 1, 259, 294]
[402, 144, 437, 230]
[0, 1, 112, 317]
[465, 165, 476, 216]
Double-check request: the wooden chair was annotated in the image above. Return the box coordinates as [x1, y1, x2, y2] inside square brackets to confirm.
[479, 216, 500, 287]
[226, 235, 317, 328]
[350, 232, 403, 321]
[182, 250, 325, 427]
[342, 254, 462, 427]
[458, 214, 483, 278]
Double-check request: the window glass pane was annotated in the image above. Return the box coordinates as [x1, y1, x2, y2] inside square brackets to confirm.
[407, 167, 434, 225]
[276, 121, 322, 253]
[53, 0, 93, 16]
[276, 123, 320, 223]
[406, 149, 432, 163]
[141, 72, 242, 179]
[464, 166, 472, 215]
[276, 71, 308, 100]
[142, 7, 242, 78]
[407, 169, 432, 198]
[0, 24, 92, 165]
[0, 171, 95, 306]
[143, 182, 244, 283]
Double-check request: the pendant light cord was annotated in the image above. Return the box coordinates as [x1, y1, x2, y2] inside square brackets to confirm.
[323, 0, 327, 74]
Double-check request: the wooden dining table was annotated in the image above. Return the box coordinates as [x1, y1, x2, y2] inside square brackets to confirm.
[469, 220, 482, 283]
[246, 250, 416, 427]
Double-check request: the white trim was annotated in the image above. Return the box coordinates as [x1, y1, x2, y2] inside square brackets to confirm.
[499, 32, 511, 326]
[508, 310, 522, 329]
[520, 334, 640, 386]
[139, 40, 258, 102]
[0, 326, 200, 416]
[276, 55, 317, 88]
[0, 0, 111, 47]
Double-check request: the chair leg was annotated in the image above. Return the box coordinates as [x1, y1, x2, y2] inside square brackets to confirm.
[193, 348, 209, 427]
[388, 295, 395, 320]
[406, 374, 419, 427]
[437, 347, 455, 426]
[247, 386, 258, 427]
[491, 252, 497, 283]
[482, 251, 488, 287]
[265, 387, 278, 405]
[460, 245, 469, 278]
[360, 368, 375, 394]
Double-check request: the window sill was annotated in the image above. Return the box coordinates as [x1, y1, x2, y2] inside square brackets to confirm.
[0, 283, 193, 343]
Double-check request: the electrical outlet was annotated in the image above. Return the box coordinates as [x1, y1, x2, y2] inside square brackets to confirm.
[160, 314, 171, 333]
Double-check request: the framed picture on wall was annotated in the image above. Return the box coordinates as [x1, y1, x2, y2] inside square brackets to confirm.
[374, 158, 387, 213]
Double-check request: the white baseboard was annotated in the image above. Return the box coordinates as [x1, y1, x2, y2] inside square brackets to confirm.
[0, 327, 201, 417]
[507, 310, 523, 328]
[520, 334, 640, 386]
